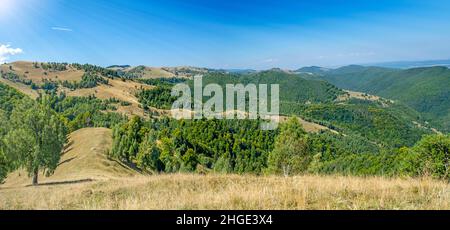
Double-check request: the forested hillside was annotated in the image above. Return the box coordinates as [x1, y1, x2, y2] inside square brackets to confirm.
[316, 65, 450, 132]
[138, 70, 432, 149]
[199, 70, 344, 104]
[1, 62, 449, 186]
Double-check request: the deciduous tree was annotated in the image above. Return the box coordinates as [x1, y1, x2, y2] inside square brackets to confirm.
[3, 98, 67, 185]
[267, 117, 311, 176]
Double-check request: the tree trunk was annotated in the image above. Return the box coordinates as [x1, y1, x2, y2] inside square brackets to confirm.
[32, 168, 38, 186]
[282, 165, 290, 177]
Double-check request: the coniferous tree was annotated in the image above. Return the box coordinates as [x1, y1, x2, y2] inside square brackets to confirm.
[135, 131, 163, 172]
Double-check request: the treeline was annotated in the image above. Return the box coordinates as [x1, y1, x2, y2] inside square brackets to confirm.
[0, 70, 109, 94]
[136, 78, 187, 111]
[138, 77, 186, 86]
[310, 129, 449, 179]
[37, 62, 68, 71]
[0, 69, 59, 92]
[137, 86, 176, 110]
[281, 99, 430, 148]
[47, 93, 127, 132]
[61, 72, 109, 90]
[71, 63, 151, 80]
[109, 117, 277, 174]
[0, 71, 34, 87]
[0, 82, 24, 114]
[71, 63, 119, 79]
[108, 116, 449, 179]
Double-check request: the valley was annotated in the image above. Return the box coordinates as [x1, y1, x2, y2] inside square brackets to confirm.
[0, 61, 449, 210]
[314, 65, 450, 132]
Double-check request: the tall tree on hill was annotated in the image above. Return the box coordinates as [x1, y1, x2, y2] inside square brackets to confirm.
[0, 110, 9, 183]
[413, 134, 450, 180]
[267, 117, 311, 176]
[3, 98, 67, 185]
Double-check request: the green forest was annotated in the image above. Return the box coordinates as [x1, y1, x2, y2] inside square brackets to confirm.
[0, 63, 449, 185]
[315, 65, 450, 132]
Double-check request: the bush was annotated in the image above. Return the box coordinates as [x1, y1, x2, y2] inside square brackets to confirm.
[267, 117, 312, 176]
[413, 134, 450, 179]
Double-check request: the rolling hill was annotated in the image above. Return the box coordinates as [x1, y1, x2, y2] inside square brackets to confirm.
[294, 66, 331, 75]
[198, 70, 344, 104]
[0, 61, 156, 118]
[0, 61, 439, 149]
[0, 61, 449, 210]
[367, 59, 450, 69]
[2, 127, 136, 187]
[315, 65, 450, 132]
[110, 65, 176, 79]
[192, 70, 433, 147]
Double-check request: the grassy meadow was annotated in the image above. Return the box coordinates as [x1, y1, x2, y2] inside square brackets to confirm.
[0, 174, 448, 210]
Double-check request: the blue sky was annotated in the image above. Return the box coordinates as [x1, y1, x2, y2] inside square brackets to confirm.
[1, 0, 450, 69]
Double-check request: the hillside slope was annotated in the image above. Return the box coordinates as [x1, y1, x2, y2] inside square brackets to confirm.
[2, 128, 136, 187]
[136, 69, 432, 147]
[198, 70, 345, 104]
[0, 61, 156, 117]
[318, 66, 450, 132]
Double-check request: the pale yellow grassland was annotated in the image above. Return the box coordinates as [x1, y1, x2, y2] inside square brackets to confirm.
[0, 174, 448, 210]
[1, 128, 448, 210]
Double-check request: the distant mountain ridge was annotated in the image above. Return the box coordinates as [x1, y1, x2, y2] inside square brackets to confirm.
[294, 66, 331, 75]
[312, 65, 450, 132]
[365, 59, 450, 69]
[0, 61, 437, 149]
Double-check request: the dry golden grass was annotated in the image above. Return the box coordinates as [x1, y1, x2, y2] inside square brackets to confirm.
[64, 78, 152, 104]
[0, 128, 448, 210]
[0, 174, 448, 210]
[2, 128, 136, 188]
[109, 66, 175, 79]
[1, 61, 84, 83]
[1, 62, 154, 118]
[278, 115, 337, 133]
[0, 62, 166, 118]
[336, 90, 394, 107]
[138, 67, 175, 79]
[0, 77, 39, 99]
[63, 78, 153, 117]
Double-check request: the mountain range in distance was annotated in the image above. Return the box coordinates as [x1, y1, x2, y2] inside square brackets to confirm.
[294, 59, 450, 74]
[364, 59, 450, 69]
[103, 60, 449, 133]
[104, 59, 450, 75]
[1, 59, 449, 135]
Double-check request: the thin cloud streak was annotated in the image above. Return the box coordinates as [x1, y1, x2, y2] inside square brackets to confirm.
[51, 27, 73, 32]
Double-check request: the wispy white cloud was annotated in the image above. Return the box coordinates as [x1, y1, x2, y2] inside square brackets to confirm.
[0, 44, 23, 64]
[316, 52, 376, 60]
[337, 52, 375, 57]
[51, 27, 73, 32]
[261, 58, 278, 63]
